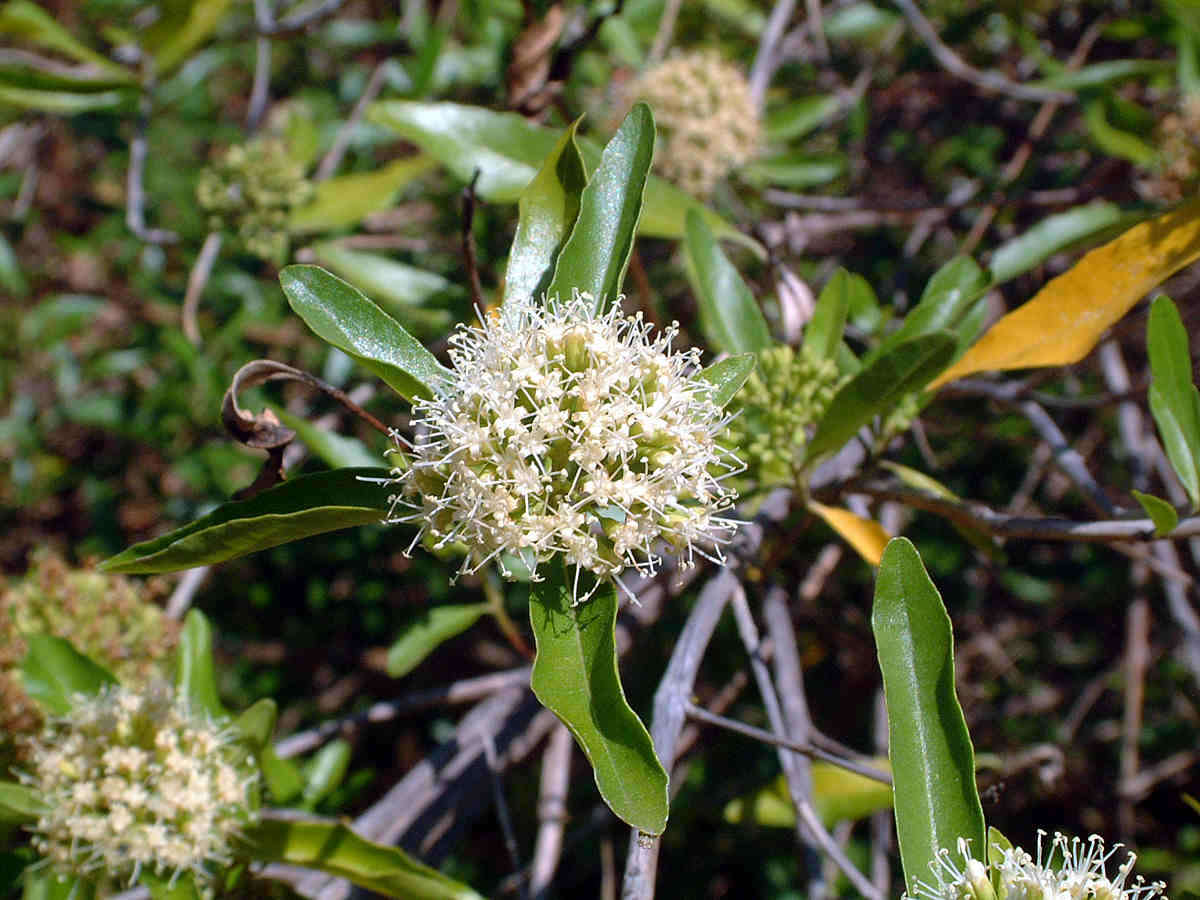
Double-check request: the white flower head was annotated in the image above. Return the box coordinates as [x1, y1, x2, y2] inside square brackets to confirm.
[22, 682, 258, 888]
[907, 833, 1168, 900]
[389, 292, 742, 601]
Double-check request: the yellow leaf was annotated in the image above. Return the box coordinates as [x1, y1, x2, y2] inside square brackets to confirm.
[808, 501, 890, 565]
[930, 197, 1200, 389]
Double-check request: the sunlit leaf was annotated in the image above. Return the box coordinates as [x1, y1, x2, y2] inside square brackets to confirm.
[685, 210, 771, 354]
[872, 538, 985, 895]
[289, 157, 437, 233]
[1147, 294, 1200, 508]
[271, 406, 384, 470]
[932, 198, 1200, 388]
[0, 782, 46, 825]
[20, 635, 117, 716]
[808, 501, 890, 565]
[386, 603, 490, 678]
[803, 268, 854, 361]
[1132, 490, 1179, 536]
[177, 609, 224, 718]
[529, 562, 668, 834]
[149, 0, 236, 74]
[697, 354, 756, 407]
[301, 739, 352, 809]
[988, 202, 1126, 285]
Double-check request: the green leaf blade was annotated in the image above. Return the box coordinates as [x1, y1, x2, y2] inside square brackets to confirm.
[177, 610, 224, 719]
[280, 265, 449, 402]
[1132, 490, 1180, 537]
[20, 635, 118, 716]
[547, 104, 655, 312]
[386, 603, 490, 678]
[803, 268, 854, 361]
[528, 563, 668, 834]
[872, 537, 985, 895]
[685, 209, 772, 354]
[1147, 295, 1200, 508]
[697, 354, 756, 408]
[100, 467, 393, 575]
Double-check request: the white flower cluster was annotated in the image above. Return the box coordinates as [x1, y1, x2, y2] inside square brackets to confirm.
[908, 834, 1167, 900]
[631, 49, 761, 196]
[23, 682, 258, 887]
[390, 292, 741, 599]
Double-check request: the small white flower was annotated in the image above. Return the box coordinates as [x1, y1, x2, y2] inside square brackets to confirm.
[907, 832, 1168, 900]
[389, 292, 742, 601]
[22, 682, 258, 888]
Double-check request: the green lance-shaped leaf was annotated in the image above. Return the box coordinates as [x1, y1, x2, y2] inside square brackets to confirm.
[988, 202, 1126, 285]
[0, 83, 129, 114]
[685, 209, 772, 355]
[1132, 490, 1180, 537]
[176, 609, 224, 718]
[289, 157, 438, 233]
[386, 603, 490, 678]
[280, 265, 449, 402]
[301, 739, 353, 809]
[697, 353, 756, 408]
[872, 538, 985, 895]
[505, 119, 588, 308]
[271, 406, 384, 470]
[20, 635, 117, 716]
[100, 467, 393, 575]
[234, 698, 278, 752]
[528, 562, 669, 834]
[0, 1, 132, 78]
[139, 870, 202, 900]
[260, 745, 305, 805]
[146, 0, 236, 75]
[244, 818, 484, 900]
[309, 243, 460, 312]
[0, 782, 47, 825]
[869, 257, 989, 365]
[21, 871, 94, 900]
[805, 332, 957, 462]
[547, 104, 654, 314]
[803, 268, 854, 362]
[1148, 295, 1200, 509]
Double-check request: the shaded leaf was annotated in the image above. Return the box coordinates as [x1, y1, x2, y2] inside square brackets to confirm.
[697, 354, 756, 407]
[685, 209, 772, 354]
[386, 603, 490, 678]
[233, 698, 278, 752]
[140, 871, 202, 900]
[766, 94, 843, 142]
[0, 83, 127, 113]
[0, 1, 130, 77]
[529, 562, 668, 834]
[271, 406, 383, 470]
[931, 198, 1200, 388]
[803, 268, 854, 361]
[1132, 490, 1178, 537]
[100, 467, 392, 575]
[280, 265, 449, 402]
[301, 739, 353, 809]
[244, 817, 484, 899]
[1083, 97, 1157, 165]
[547, 104, 654, 313]
[806, 332, 957, 461]
[1147, 294, 1200, 508]
[872, 538, 985, 895]
[149, 0, 236, 74]
[290, 157, 437, 233]
[177, 609, 224, 718]
[871, 256, 988, 363]
[0, 782, 46, 825]
[743, 152, 845, 188]
[807, 501, 890, 565]
[505, 119, 587, 307]
[0, 234, 28, 298]
[1033, 58, 1172, 91]
[20, 635, 117, 715]
[260, 746, 305, 805]
[988, 202, 1126, 285]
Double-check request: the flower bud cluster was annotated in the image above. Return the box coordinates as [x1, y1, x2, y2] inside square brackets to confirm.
[390, 293, 741, 597]
[722, 344, 846, 486]
[630, 50, 761, 196]
[195, 138, 313, 263]
[23, 683, 258, 888]
[908, 834, 1167, 900]
[1139, 95, 1200, 204]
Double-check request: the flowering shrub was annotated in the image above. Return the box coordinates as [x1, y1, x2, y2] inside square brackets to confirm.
[391, 291, 740, 597]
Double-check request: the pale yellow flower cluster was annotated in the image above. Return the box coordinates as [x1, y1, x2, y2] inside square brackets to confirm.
[24, 683, 257, 887]
[390, 293, 741, 599]
[908, 834, 1167, 900]
[1141, 95, 1200, 204]
[631, 50, 761, 196]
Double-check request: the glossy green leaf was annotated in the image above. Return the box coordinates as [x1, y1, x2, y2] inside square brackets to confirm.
[280, 265, 449, 402]
[271, 406, 383, 470]
[872, 538, 985, 895]
[697, 353, 756, 408]
[234, 698, 277, 752]
[547, 104, 654, 313]
[1148, 295, 1200, 508]
[309, 243, 459, 309]
[805, 332, 957, 461]
[803, 268, 854, 361]
[0, 83, 127, 113]
[289, 157, 438, 233]
[685, 209, 772, 354]
[0, 1, 130, 77]
[260, 745, 305, 805]
[100, 467, 392, 574]
[301, 739, 352, 809]
[870, 257, 989, 364]
[529, 562, 668, 834]
[177, 609, 224, 718]
[0, 782, 46, 824]
[505, 120, 587, 307]
[766, 95, 843, 142]
[743, 152, 845, 188]
[366, 100, 761, 254]
[1132, 490, 1179, 536]
[20, 635, 117, 716]
[245, 818, 484, 899]
[988, 202, 1126, 284]
[386, 603, 490, 678]
[149, 0, 236, 74]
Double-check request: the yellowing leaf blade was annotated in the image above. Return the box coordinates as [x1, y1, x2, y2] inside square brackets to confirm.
[808, 501, 890, 565]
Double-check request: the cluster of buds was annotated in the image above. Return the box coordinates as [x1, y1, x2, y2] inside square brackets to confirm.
[630, 50, 761, 196]
[909, 834, 1167, 900]
[1139, 94, 1200, 205]
[721, 344, 846, 487]
[22, 683, 258, 889]
[0, 551, 176, 768]
[390, 292, 741, 600]
[195, 138, 313, 263]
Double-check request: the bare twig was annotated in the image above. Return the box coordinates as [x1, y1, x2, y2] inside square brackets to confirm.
[646, 0, 684, 65]
[247, 36, 273, 132]
[165, 566, 212, 619]
[530, 723, 572, 899]
[463, 170, 485, 309]
[127, 95, 179, 244]
[315, 60, 389, 181]
[749, 0, 797, 107]
[1118, 597, 1150, 838]
[870, 690, 892, 895]
[181, 231, 223, 345]
[253, 0, 347, 35]
[891, 0, 1074, 104]
[483, 733, 528, 900]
